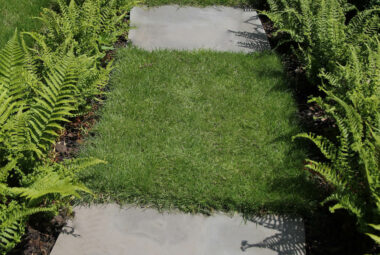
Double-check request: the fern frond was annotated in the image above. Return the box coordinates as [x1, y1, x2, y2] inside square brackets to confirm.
[305, 159, 346, 187]
[293, 132, 338, 160]
[63, 157, 107, 174]
[9, 172, 91, 201]
[0, 160, 17, 183]
[327, 90, 364, 149]
[29, 57, 78, 153]
[323, 193, 363, 219]
[0, 91, 16, 126]
[0, 31, 29, 105]
[366, 232, 380, 244]
[3, 107, 29, 147]
[347, 9, 380, 41]
[0, 201, 54, 253]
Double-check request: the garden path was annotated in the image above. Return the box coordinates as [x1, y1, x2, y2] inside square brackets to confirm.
[51, 6, 305, 255]
[129, 5, 270, 52]
[52, 204, 305, 255]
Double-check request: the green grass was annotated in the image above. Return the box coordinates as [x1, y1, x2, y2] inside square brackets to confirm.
[142, 0, 260, 7]
[80, 48, 318, 214]
[0, 0, 53, 47]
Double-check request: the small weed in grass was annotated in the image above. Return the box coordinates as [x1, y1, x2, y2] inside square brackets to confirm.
[79, 48, 318, 214]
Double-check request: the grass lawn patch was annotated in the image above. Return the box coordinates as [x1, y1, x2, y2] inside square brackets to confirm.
[0, 0, 53, 47]
[79, 48, 318, 214]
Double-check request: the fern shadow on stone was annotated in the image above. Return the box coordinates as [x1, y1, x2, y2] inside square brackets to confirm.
[228, 15, 271, 51]
[241, 215, 305, 255]
[60, 226, 81, 238]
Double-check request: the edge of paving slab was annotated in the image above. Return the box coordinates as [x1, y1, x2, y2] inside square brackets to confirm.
[128, 5, 271, 52]
[51, 204, 306, 255]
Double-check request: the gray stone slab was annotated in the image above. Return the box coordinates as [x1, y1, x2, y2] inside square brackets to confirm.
[128, 6, 270, 52]
[51, 204, 305, 255]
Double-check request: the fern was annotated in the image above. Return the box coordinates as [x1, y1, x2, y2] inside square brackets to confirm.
[262, 0, 379, 82]
[293, 133, 338, 160]
[0, 201, 54, 254]
[62, 157, 107, 175]
[0, 32, 30, 104]
[0, 0, 137, 252]
[0, 34, 79, 160]
[10, 172, 91, 202]
[295, 91, 379, 232]
[0, 32, 98, 254]
[294, 47, 379, 238]
[23, 0, 138, 114]
[0, 91, 16, 126]
[264, 0, 380, 245]
[0, 157, 101, 254]
[28, 57, 78, 152]
[35, 0, 137, 58]
[0, 160, 96, 254]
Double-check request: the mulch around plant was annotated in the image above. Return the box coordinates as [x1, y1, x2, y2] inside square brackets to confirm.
[9, 211, 69, 255]
[9, 109, 100, 255]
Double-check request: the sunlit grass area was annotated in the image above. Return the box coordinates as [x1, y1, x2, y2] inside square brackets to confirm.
[79, 48, 318, 214]
[0, 0, 52, 47]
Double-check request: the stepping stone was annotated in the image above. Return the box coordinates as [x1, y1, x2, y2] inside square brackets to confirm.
[128, 6, 270, 52]
[51, 204, 306, 255]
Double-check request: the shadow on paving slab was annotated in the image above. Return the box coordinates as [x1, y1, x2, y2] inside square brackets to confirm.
[242, 215, 305, 255]
[128, 5, 271, 52]
[228, 14, 270, 51]
[51, 205, 306, 255]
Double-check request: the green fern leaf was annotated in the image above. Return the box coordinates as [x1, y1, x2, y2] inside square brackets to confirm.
[29, 57, 78, 153]
[293, 133, 338, 160]
[9, 172, 91, 201]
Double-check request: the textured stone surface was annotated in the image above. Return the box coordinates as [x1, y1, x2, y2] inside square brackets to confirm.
[51, 204, 305, 255]
[128, 6, 270, 52]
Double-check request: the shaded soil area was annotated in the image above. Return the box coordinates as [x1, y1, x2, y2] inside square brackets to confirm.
[304, 205, 378, 255]
[9, 211, 70, 255]
[53, 106, 100, 162]
[259, 14, 379, 255]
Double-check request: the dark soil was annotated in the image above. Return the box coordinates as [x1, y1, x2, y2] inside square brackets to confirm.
[259, 14, 379, 255]
[9, 211, 70, 255]
[53, 106, 100, 162]
[304, 205, 378, 255]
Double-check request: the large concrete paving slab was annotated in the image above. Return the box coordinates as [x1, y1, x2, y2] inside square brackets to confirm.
[51, 204, 305, 255]
[128, 6, 270, 52]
